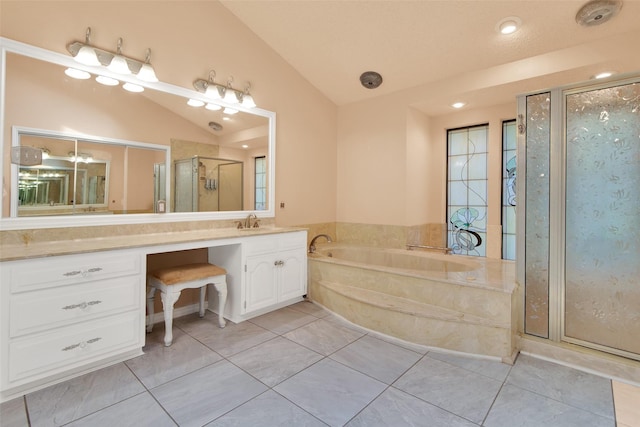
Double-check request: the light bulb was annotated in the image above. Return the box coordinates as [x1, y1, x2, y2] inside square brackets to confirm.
[95, 75, 119, 86]
[123, 82, 144, 93]
[205, 103, 222, 111]
[65, 68, 91, 80]
[187, 99, 205, 107]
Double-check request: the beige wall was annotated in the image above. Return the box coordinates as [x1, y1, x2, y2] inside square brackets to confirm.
[0, 1, 524, 258]
[335, 82, 516, 256]
[0, 0, 338, 227]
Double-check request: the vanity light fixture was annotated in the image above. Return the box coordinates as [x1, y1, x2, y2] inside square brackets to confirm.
[193, 70, 257, 108]
[136, 49, 159, 82]
[122, 82, 144, 93]
[68, 151, 93, 163]
[107, 38, 132, 75]
[496, 16, 521, 34]
[72, 27, 101, 66]
[187, 99, 205, 107]
[242, 83, 257, 108]
[223, 77, 240, 104]
[96, 75, 119, 86]
[39, 147, 51, 159]
[594, 71, 614, 79]
[67, 27, 159, 82]
[64, 68, 91, 80]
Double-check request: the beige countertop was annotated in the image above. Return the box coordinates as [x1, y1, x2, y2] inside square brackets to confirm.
[0, 226, 307, 261]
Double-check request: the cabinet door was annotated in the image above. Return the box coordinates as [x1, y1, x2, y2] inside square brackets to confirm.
[245, 253, 278, 313]
[278, 248, 307, 301]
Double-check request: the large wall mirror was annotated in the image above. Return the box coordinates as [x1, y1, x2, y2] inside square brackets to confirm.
[0, 38, 275, 230]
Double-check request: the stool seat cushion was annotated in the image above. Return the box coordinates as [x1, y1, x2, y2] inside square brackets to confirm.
[149, 263, 227, 285]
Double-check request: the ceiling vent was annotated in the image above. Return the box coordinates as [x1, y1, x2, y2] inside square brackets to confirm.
[208, 121, 223, 131]
[359, 71, 383, 89]
[576, 0, 622, 26]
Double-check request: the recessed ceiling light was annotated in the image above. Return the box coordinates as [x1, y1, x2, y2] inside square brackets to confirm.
[452, 102, 466, 109]
[496, 16, 521, 35]
[242, 144, 249, 149]
[594, 71, 614, 79]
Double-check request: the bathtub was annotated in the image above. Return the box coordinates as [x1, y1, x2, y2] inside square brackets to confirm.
[308, 244, 520, 362]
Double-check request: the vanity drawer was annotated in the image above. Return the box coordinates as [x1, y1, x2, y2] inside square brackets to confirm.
[244, 235, 279, 255]
[277, 231, 306, 250]
[9, 276, 141, 337]
[7, 311, 142, 384]
[7, 251, 141, 293]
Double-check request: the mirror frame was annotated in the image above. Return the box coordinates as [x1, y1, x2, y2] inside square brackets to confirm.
[0, 37, 276, 231]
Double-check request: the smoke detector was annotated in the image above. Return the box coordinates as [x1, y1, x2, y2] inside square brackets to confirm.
[208, 121, 223, 131]
[359, 71, 383, 89]
[575, 0, 622, 26]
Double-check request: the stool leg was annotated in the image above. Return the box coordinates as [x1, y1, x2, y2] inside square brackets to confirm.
[213, 280, 227, 328]
[199, 286, 206, 318]
[146, 287, 156, 333]
[160, 291, 181, 346]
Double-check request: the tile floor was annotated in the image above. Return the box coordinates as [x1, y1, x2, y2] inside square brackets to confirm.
[0, 301, 636, 427]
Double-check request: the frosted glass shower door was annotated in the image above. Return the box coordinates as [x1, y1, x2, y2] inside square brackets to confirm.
[564, 81, 640, 358]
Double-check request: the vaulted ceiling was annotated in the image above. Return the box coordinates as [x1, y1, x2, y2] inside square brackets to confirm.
[221, 0, 640, 115]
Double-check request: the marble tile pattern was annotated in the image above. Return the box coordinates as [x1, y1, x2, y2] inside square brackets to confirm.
[2, 301, 628, 426]
[308, 244, 517, 360]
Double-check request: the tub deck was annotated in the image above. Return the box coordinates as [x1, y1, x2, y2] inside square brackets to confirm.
[308, 245, 521, 363]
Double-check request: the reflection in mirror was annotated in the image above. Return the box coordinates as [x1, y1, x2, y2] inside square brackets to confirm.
[1, 38, 275, 228]
[174, 156, 243, 212]
[13, 128, 166, 217]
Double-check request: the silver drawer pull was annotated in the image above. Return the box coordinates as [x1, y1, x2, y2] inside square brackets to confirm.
[62, 300, 102, 310]
[61, 337, 102, 351]
[63, 267, 103, 277]
[63, 270, 82, 277]
[274, 260, 285, 266]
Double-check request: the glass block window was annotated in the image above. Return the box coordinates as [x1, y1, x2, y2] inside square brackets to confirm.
[254, 156, 266, 210]
[447, 124, 488, 257]
[502, 120, 517, 260]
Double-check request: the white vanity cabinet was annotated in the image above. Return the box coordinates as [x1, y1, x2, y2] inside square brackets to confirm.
[0, 249, 145, 400]
[243, 231, 307, 316]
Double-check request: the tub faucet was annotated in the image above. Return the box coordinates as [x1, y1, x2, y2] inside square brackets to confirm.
[309, 234, 333, 253]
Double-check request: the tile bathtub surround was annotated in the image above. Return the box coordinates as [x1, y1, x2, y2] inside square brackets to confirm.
[1, 301, 633, 427]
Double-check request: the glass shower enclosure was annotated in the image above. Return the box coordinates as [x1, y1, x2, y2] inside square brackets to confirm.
[519, 77, 640, 360]
[174, 156, 243, 213]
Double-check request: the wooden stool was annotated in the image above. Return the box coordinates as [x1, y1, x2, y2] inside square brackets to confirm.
[146, 263, 227, 346]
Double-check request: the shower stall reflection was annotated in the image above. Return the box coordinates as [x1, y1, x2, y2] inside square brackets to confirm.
[174, 156, 243, 212]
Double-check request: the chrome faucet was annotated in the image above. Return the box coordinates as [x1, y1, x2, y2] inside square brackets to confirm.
[309, 234, 333, 253]
[244, 213, 258, 229]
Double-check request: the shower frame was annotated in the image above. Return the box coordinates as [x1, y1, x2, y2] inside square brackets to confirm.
[516, 74, 640, 361]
